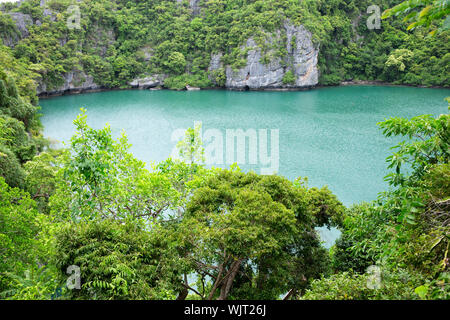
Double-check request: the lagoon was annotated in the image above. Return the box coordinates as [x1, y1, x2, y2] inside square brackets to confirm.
[39, 85, 449, 244]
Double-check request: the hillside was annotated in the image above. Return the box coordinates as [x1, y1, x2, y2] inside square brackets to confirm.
[1, 0, 449, 95]
[0, 0, 449, 302]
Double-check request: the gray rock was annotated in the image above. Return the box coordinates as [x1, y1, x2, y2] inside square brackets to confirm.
[43, 8, 56, 21]
[129, 75, 167, 89]
[224, 22, 319, 89]
[186, 85, 200, 91]
[40, 0, 56, 21]
[207, 52, 224, 84]
[37, 71, 100, 95]
[1, 12, 33, 47]
[225, 38, 285, 89]
[284, 22, 319, 87]
[208, 53, 223, 72]
[7, 12, 32, 37]
[190, 0, 201, 15]
[176, 0, 201, 14]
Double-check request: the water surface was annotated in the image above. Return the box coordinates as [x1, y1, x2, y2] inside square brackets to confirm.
[39, 86, 449, 244]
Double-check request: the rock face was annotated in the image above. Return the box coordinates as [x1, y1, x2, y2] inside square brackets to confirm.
[1, 12, 33, 47]
[128, 75, 167, 89]
[186, 85, 200, 91]
[176, 0, 201, 14]
[37, 71, 100, 95]
[85, 24, 116, 57]
[209, 53, 223, 71]
[8, 12, 32, 37]
[218, 22, 319, 90]
[189, 0, 201, 15]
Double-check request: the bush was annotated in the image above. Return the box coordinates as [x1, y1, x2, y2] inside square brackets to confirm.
[301, 269, 425, 300]
[164, 73, 212, 90]
[0, 145, 25, 188]
[54, 219, 184, 300]
[331, 234, 374, 273]
[0, 115, 37, 163]
[0, 177, 43, 295]
[282, 70, 296, 85]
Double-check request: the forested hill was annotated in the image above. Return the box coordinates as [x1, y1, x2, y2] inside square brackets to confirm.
[1, 0, 449, 95]
[0, 0, 449, 301]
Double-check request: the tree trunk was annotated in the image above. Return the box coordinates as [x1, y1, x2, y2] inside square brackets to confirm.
[176, 273, 189, 300]
[176, 288, 189, 300]
[217, 259, 242, 300]
[283, 288, 297, 300]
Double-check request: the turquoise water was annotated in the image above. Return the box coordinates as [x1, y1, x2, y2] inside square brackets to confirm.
[39, 86, 449, 244]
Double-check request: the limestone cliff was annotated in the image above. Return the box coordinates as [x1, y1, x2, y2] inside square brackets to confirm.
[36, 70, 100, 95]
[2, 2, 319, 94]
[219, 22, 319, 90]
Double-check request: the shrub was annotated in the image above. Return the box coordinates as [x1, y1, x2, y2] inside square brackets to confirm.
[282, 70, 296, 85]
[0, 145, 25, 188]
[54, 219, 184, 300]
[301, 269, 425, 300]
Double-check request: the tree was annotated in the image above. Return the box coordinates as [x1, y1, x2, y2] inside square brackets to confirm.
[164, 52, 187, 75]
[166, 168, 342, 300]
[0, 177, 40, 293]
[176, 122, 205, 165]
[24, 150, 62, 214]
[378, 111, 449, 188]
[384, 49, 414, 80]
[382, 0, 450, 35]
[49, 109, 179, 222]
[54, 219, 185, 300]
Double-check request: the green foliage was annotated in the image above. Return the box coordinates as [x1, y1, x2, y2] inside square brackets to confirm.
[318, 1, 450, 86]
[378, 112, 449, 187]
[164, 52, 187, 75]
[209, 68, 226, 87]
[2, 264, 60, 300]
[164, 72, 212, 90]
[324, 108, 450, 300]
[382, 0, 450, 34]
[176, 122, 205, 165]
[0, 144, 25, 188]
[1, 0, 447, 90]
[0, 0, 448, 302]
[0, 69, 44, 189]
[331, 231, 375, 274]
[0, 11, 19, 42]
[0, 177, 44, 294]
[282, 70, 296, 85]
[301, 269, 425, 300]
[24, 150, 62, 213]
[49, 109, 179, 221]
[165, 168, 340, 300]
[53, 219, 183, 300]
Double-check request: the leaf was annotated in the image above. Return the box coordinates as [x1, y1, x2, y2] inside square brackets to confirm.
[414, 285, 428, 299]
[429, 236, 445, 252]
[407, 21, 419, 30]
[419, 5, 432, 18]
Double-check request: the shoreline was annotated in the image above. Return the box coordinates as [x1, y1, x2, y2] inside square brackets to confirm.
[37, 80, 450, 99]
